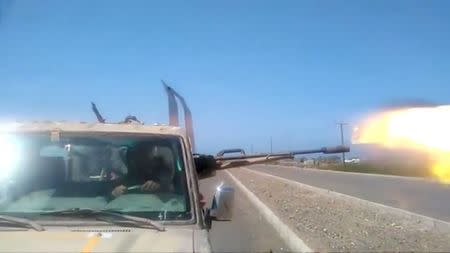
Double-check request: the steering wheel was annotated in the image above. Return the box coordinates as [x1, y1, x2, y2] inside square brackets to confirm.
[126, 185, 142, 192]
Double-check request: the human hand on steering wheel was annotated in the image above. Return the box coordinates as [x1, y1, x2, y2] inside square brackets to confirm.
[112, 185, 127, 197]
[111, 185, 140, 198]
[112, 180, 161, 198]
[140, 180, 161, 192]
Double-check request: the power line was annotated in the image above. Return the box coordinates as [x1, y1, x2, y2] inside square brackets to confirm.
[270, 136, 273, 154]
[337, 122, 347, 166]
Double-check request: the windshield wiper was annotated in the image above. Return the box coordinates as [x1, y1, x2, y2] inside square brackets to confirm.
[40, 208, 165, 231]
[0, 215, 45, 231]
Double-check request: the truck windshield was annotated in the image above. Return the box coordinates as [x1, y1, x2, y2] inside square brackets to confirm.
[0, 133, 191, 221]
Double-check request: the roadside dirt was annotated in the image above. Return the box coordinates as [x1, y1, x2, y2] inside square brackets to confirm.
[229, 167, 450, 252]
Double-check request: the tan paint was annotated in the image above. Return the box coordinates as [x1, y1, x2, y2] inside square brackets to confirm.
[0, 228, 196, 253]
[0, 122, 208, 252]
[0, 122, 186, 138]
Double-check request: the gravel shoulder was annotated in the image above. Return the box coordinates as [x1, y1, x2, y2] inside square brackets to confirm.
[199, 170, 287, 253]
[229, 167, 450, 252]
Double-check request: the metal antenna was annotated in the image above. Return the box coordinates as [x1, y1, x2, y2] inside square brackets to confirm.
[91, 102, 106, 123]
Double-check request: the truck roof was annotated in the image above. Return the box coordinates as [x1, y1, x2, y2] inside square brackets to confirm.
[0, 121, 187, 137]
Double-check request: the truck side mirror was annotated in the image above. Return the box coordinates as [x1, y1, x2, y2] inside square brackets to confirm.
[206, 185, 235, 227]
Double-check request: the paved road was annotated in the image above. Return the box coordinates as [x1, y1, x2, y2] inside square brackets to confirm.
[249, 164, 450, 222]
[198, 170, 288, 253]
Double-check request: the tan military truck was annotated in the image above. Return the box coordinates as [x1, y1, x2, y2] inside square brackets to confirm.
[0, 121, 225, 252]
[0, 84, 348, 252]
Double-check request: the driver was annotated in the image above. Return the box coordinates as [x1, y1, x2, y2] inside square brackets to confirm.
[110, 145, 175, 198]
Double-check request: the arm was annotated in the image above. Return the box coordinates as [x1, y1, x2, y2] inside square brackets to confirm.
[108, 177, 129, 199]
[141, 157, 175, 193]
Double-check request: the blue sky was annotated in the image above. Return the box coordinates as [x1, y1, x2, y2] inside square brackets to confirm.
[1, 0, 449, 154]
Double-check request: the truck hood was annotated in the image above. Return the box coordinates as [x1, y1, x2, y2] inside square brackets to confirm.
[0, 227, 194, 252]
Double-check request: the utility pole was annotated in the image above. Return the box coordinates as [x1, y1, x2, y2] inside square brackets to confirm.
[250, 144, 254, 154]
[270, 137, 273, 154]
[337, 122, 347, 166]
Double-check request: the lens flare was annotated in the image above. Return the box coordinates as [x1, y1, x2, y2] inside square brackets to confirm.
[0, 134, 21, 180]
[353, 105, 450, 183]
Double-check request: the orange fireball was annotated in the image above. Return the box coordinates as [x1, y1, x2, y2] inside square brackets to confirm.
[353, 105, 450, 183]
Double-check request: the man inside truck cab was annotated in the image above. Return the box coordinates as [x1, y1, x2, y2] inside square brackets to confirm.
[109, 143, 176, 198]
